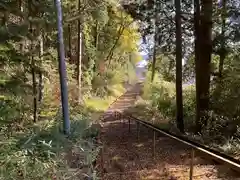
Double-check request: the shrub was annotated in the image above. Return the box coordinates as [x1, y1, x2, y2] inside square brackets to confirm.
[0, 115, 100, 180]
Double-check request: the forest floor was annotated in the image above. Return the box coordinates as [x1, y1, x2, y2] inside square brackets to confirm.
[96, 83, 240, 180]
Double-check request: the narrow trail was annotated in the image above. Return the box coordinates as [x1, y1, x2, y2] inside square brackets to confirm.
[97, 84, 239, 180]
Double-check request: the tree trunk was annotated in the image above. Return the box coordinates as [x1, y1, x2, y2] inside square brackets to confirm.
[94, 20, 99, 49]
[19, 0, 24, 51]
[195, 0, 213, 132]
[151, 34, 157, 82]
[68, 24, 72, 63]
[31, 56, 38, 122]
[92, 20, 99, 74]
[55, 0, 71, 134]
[151, 0, 158, 82]
[28, 0, 38, 122]
[175, 0, 184, 133]
[38, 32, 44, 103]
[76, 0, 82, 104]
[218, 0, 226, 78]
[194, 0, 202, 132]
[106, 26, 125, 66]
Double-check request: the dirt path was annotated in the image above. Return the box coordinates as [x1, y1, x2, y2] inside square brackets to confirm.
[97, 84, 239, 180]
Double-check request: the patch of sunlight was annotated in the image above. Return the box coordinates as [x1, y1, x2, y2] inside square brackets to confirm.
[220, 141, 233, 152]
[40, 110, 57, 117]
[133, 143, 144, 147]
[84, 84, 126, 112]
[85, 98, 110, 111]
[218, 139, 240, 154]
[112, 155, 122, 160]
[139, 169, 169, 180]
[109, 84, 125, 97]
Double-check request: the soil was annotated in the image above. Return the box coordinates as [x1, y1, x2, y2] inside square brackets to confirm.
[96, 84, 240, 180]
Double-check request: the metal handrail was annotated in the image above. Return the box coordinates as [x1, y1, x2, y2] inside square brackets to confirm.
[114, 111, 240, 179]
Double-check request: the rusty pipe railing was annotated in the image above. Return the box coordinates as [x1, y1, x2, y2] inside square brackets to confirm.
[113, 111, 240, 179]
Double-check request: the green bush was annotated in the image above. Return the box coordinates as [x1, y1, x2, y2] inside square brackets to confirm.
[141, 71, 197, 130]
[182, 85, 196, 130]
[0, 115, 100, 180]
[142, 73, 176, 120]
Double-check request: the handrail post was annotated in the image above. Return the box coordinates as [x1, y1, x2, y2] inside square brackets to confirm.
[189, 148, 195, 180]
[100, 134, 104, 177]
[153, 130, 156, 159]
[128, 118, 131, 132]
[122, 113, 124, 127]
[137, 122, 140, 141]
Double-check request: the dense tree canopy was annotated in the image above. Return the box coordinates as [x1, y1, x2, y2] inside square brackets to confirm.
[0, 0, 141, 179]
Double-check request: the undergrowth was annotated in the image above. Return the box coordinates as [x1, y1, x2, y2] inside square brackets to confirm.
[0, 81, 127, 180]
[128, 71, 240, 159]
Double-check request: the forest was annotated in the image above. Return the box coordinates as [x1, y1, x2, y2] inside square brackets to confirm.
[0, 0, 240, 179]
[0, 0, 140, 179]
[124, 0, 240, 159]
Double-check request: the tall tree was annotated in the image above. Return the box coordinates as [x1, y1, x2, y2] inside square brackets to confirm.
[76, 0, 83, 104]
[151, 0, 158, 82]
[194, 0, 202, 132]
[175, 0, 184, 133]
[195, 0, 213, 132]
[28, 0, 38, 122]
[67, 24, 72, 62]
[218, 0, 226, 78]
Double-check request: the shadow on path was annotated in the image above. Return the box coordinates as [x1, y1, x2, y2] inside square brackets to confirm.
[97, 84, 240, 180]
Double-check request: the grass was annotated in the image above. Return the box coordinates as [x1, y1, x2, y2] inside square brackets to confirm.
[0, 83, 127, 180]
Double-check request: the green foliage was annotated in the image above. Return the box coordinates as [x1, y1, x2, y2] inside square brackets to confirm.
[0, 116, 100, 180]
[143, 73, 175, 119]
[147, 54, 175, 82]
[0, 0, 140, 179]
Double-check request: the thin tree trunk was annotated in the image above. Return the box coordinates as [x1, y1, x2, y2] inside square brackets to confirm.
[68, 24, 72, 63]
[19, 0, 24, 51]
[28, 0, 38, 122]
[38, 32, 44, 103]
[194, 0, 202, 132]
[93, 20, 99, 74]
[95, 20, 99, 49]
[76, 0, 82, 104]
[151, 0, 158, 82]
[31, 56, 38, 122]
[107, 26, 125, 66]
[218, 0, 226, 78]
[106, 18, 133, 66]
[175, 0, 184, 133]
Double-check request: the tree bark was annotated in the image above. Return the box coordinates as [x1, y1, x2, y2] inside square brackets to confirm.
[28, 0, 38, 122]
[151, 0, 159, 82]
[195, 0, 213, 132]
[106, 25, 125, 66]
[93, 20, 99, 74]
[38, 32, 44, 103]
[55, 0, 71, 134]
[218, 0, 226, 78]
[68, 24, 72, 63]
[106, 19, 133, 66]
[76, 0, 82, 104]
[175, 0, 184, 133]
[194, 0, 201, 132]
[31, 55, 38, 122]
